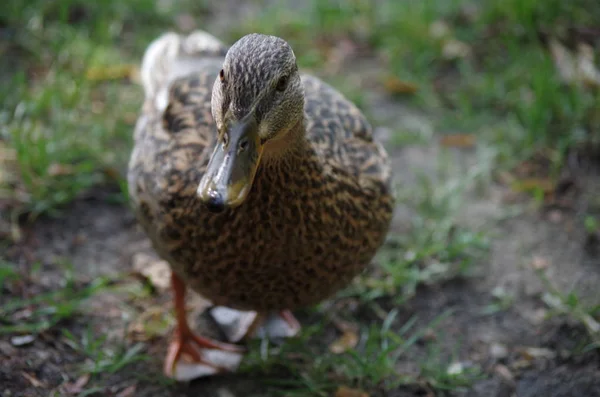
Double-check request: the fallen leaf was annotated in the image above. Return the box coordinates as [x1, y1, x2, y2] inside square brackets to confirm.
[577, 43, 600, 88]
[325, 38, 360, 74]
[442, 38, 471, 59]
[47, 163, 75, 177]
[128, 306, 172, 341]
[511, 178, 555, 194]
[530, 256, 549, 270]
[331, 316, 359, 333]
[91, 100, 105, 114]
[582, 313, 600, 334]
[510, 358, 534, 370]
[447, 361, 464, 375]
[115, 384, 137, 397]
[329, 330, 359, 354]
[132, 252, 172, 290]
[0, 341, 17, 356]
[421, 328, 437, 342]
[549, 38, 576, 83]
[489, 342, 508, 359]
[123, 112, 138, 125]
[21, 371, 46, 388]
[383, 76, 418, 95]
[549, 38, 600, 87]
[86, 64, 140, 82]
[335, 386, 369, 397]
[429, 20, 451, 39]
[494, 364, 515, 385]
[61, 374, 90, 395]
[102, 166, 123, 181]
[439, 134, 476, 148]
[526, 308, 548, 325]
[11, 334, 35, 346]
[0, 141, 18, 185]
[519, 347, 556, 360]
[547, 209, 563, 224]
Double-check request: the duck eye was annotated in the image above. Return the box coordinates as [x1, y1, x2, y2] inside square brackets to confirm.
[276, 75, 288, 92]
[219, 69, 225, 82]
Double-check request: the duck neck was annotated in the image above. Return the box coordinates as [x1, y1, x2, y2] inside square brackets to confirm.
[260, 119, 308, 165]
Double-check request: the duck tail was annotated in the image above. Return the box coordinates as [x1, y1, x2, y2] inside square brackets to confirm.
[140, 31, 227, 111]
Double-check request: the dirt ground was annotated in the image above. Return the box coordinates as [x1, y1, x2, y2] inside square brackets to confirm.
[2, 5, 600, 395]
[3, 90, 600, 396]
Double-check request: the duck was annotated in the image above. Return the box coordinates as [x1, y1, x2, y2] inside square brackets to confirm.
[127, 30, 394, 377]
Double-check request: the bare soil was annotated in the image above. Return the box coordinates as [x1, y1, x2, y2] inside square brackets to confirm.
[3, 116, 600, 397]
[2, 11, 600, 396]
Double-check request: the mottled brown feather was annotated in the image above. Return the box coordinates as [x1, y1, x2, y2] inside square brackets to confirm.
[128, 32, 394, 311]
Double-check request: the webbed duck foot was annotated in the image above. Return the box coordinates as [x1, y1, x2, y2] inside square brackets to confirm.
[278, 310, 302, 335]
[163, 325, 242, 376]
[165, 273, 245, 380]
[210, 307, 301, 343]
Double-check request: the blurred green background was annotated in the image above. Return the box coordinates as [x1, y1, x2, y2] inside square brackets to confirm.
[1, 0, 599, 219]
[1, 1, 600, 396]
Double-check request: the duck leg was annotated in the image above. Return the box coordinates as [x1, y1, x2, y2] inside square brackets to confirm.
[278, 310, 302, 335]
[164, 272, 245, 376]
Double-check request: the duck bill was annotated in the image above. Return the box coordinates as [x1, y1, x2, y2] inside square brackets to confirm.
[197, 117, 263, 210]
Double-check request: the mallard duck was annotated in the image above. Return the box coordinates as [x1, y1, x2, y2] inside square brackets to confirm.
[127, 30, 394, 376]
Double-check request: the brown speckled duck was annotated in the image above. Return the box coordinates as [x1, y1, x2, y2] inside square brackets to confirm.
[127, 30, 394, 376]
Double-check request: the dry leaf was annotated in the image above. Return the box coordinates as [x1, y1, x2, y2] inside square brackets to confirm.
[21, 372, 46, 388]
[132, 252, 171, 290]
[577, 43, 600, 88]
[447, 361, 464, 375]
[329, 330, 359, 354]
[102, 166, 123, 181]
[11, 334, 35, 346]
[335, 386, 369, 397]
[61, 374, 90, 395]
[325, 38, 360, 74]
[442, 38, 471, 59]
[128, 306, 172, 341]
[530, 256, 549, 270]
[115, 384, 137, 397]
[0, 141, 18, 185]
[582, 313, 600, 334]
[547, 209, 563, 223]
[429, 20, 451, 39]
[511, 178, 555, 194]
[383, 76, 418, 95]
[439, 134, 476, 148]
[549, 38, 600, 87]
[494, 364, 515, 385]
[510, 358, 534, 370]
[549, 39, 575, 83]
[47, 163, 75, 177]
[86, 64, 140, 82]
[331, 316, 359, 333]
[489, 342, 508, 359]
[519, 347, 556, 360]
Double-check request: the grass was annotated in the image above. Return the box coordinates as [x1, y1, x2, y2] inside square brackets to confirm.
[344, 166, 490, 304]
[240, 309, 481, 396]
[0, 0, 182, 220]
[0, 262, 111, 335]
[1, 0, 598, 218]
[236, 0, 600, 169]
[537, 268, 600, 349]
[1, 0, 600, 395]
[62, 327, 148, 375]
